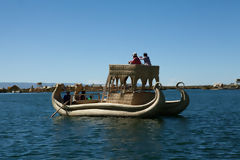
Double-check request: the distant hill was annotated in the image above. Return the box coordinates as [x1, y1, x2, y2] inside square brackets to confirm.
[0, 82, 74, 89]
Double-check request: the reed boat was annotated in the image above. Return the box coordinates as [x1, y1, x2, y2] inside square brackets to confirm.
[51, 65, 189, 117]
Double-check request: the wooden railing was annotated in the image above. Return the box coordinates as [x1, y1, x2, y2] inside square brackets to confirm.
[70, 93, 102, 105]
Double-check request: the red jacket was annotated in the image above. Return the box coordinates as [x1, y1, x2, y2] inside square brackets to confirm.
[129, 57, 141, 64]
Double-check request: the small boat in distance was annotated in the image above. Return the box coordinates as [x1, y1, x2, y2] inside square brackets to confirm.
[51, 65, 189, 118]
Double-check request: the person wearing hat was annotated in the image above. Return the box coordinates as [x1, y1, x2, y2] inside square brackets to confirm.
[128, 52, 141, 64]
[139, 53, 152, 66]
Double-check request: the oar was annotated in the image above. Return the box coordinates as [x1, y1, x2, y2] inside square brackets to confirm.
[51, 100, 69, 118]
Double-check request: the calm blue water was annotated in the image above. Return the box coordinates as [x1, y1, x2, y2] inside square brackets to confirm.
[0, 89, 240, 159]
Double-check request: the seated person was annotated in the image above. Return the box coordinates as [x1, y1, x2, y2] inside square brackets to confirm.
[139, 53, 152, 66]
[80, 90, 86, 100]
[63, 91, 71, 105]
[88, 95, 93, 100]
[128, 52, 141, 64]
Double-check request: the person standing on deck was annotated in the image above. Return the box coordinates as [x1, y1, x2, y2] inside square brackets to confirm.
[139, 53, 152, 66]
[128, 52, 141, 64]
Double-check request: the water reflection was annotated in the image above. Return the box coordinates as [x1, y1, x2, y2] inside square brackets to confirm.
[51, 116, 164, 158]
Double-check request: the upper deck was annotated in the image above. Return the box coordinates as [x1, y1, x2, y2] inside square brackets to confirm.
[106, 64, 159, 91]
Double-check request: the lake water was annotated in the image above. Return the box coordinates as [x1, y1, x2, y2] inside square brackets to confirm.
[0, 89, 240, 159]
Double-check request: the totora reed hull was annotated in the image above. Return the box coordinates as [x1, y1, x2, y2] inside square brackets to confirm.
[51, 82, 190, 118]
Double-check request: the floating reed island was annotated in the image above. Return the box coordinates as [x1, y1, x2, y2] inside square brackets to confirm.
[0, 84, 104, 93]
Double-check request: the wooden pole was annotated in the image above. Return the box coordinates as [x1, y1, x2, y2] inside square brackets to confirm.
[51, 100, 69, 118]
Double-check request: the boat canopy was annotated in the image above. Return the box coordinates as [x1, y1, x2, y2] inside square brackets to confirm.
[106, 64, 159, 92]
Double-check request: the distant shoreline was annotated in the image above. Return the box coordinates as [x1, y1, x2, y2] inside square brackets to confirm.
[0, 82, 239, 93]
[0, 82, 73, 89]
[163, 85, 240, 90]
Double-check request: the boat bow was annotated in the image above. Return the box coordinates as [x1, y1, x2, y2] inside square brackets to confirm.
[158, 82, 190, 116]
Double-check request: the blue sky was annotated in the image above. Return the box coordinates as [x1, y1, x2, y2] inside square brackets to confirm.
[0, 0, 239, 85]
